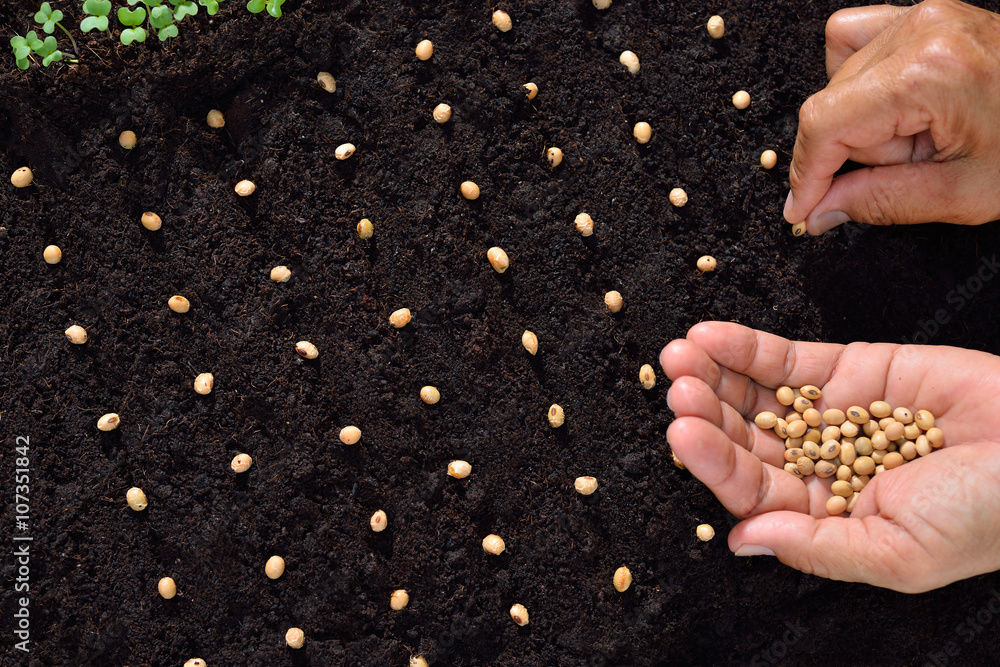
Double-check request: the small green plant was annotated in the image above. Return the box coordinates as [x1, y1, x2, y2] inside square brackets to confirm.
[81, 0, 112, 32]
[117, 6, 147, 44]
[198, 0, 221, 14]
[247, 0, 285, 18]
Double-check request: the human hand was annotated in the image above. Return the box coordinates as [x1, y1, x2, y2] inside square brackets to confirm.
[660, 321, 1000, 593]
[784, 0, 1000, 234]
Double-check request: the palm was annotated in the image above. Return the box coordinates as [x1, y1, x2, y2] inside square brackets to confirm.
[660, 322, 1000, 592]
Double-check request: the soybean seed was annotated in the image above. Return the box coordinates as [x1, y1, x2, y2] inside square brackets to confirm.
[43, 245, 62, 264]
[415, 39, 434, 60]
[784, 462, 801, 477]
[295, 341, 319, 359]
[851, 474, 869, 491]
[696, 523, 715, 541]
[317, 71, 336, 92]
[914, 409, 935, 430]
[900, 441, 917, 461]
[870, 401, 891, 418]
[460, 181, 480, 200]
[11, 166, 33, 188]
[492, 9, 512, 32]
[335, 143, 356, 160]
[820, 440, 841, 460]
[410, 657, 429, 667]
[286, 627, 305, 649]
[804, 429, 821, 444]
[448, 460, 472, 479]
[903, 423, 922, 440]
[784, 448, 804, 463]
[871, 449, 886, 464]
[619, 50, 640, 75]
[390, 308, 412, 328]
[831, 480, 853, 498]
[669, 188, 688, 207]
[357, 218, 374, 239]
[265, 555, 285, 579]
[814, 460, 836, 478]
[802, 408, 822, 427]
[826, 495, 848, 516]
[574, 476, 598, 495]
[548, 404, 565, 427]
[141, 212, 162, 231]
[892, 407, 914, 424]
[234, 180, 256, 196]
[158, 577, 177, 599]
[575, 212, 595, 236]
[840, 442, 857, 466]
[822, 409, 846, 426]
[803, 441, 821, 460]
[613, 566, 633, 591]
[604, 290, 623, 313]
[732, 91, 751, 110]
[854, 437, 874, 456]
[706, 15, 725, 39]
[168, 295, 190, 313]
[792, 222, 807, 236]
[126, 487, 148, 511]
[65, 325, 87, 345]
[639, 364, 656, 390]
[847, 406, 869, 424]
[231, 453, 253, 473]
[487, 246, 509, 273]
[270, 265, 292, 282]
[671, 452, 686, 469]
[840, 421, 859, 438]
[882, 452, 904, 469]
[760, 150, 777, 170]
[915, 436, 932, 457]
[546, 147, 563, 167]
[846, 492, 860, 513]
[207, 109, 226, 127]
[370, 510, 387, 532]
[119, 130, 137, 149]
[633, 122, 652, 144]
[483, 534, 506, 555]
[884, 422, 904, 441]
[796, 457, 814, 476]
[821, 425, 841, 442]
[754, 412, 778, 429]
[800, 385, 822, 400]
[784, 411, 802, 424]
[510, 603, 529, 626]
[185, 659, 207, 667]
[875, 464, 886, 475]
[773, 419, 788, 438]
[420, 386, 441, 404]
[793, 396, 813, 413]
[871, 431, 889, 450]
[863, 420, 879, 436]
[926, 427, 944, 447]
[98, 413, 120, 431]
[340, 426, 362, 445]
[523, 82, 538, 99]
[775, 386, 795, 406]
[522, 330, 539, 355]
[786, 420, 807, 439]
[696, 256, 717, 273]
[194, 373, 214, 395]
[878, 417, 896, 431]
[390, 589, 409, 610]
[593, 0, 612, 7]
[785, 437, 803, 449]
[433, 103, 452, 123]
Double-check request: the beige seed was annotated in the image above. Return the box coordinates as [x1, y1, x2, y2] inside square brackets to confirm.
[340, 426, 362, 445]
[43, 245, 62, 264]
[593, 0, 612, 7]
[903, 423, 922, 440]
[854, 437, 874, 456]
[814, 460, 836, 478]
[802, 408, 822, 427]
[696, 523, 715, 541]
[206, 109, 226, 127]
[390, 308, 412, 328]
[772, 418, 788, 438]
[613, 566, 633, 592]
[784, 448, 804, 463]
[915, 436, 932, 457]
[785, 420, 807, 439]
[270, 265, 292, 282]
[460, 181, 481, 200]
[696, 255, 717, 273]
[184, 659, 206, 667]
[669, 187, 688, 207]
[317, 71, 336, 92]
[831, 480, 853, 498]
[799, 385, 821, 400]
[126, 487, 148, 511]
[389, 589, 409, 611]
[11, 166, 33, 188]
[119, 130, 137, 149]
[523, 82, 538, 99]
[754, 411, 778, 429]
[707, 15, 725, 39]
[574, 476, 598, 495]
[65, 325, 88, 345]
[884, 421, 904, 441]
[760, 150, 777, 170]
[357, 218, 374, 239]
[793, 396, 813, 413]
[803, 429, 821, 445]
[420, 386, 441, 405]
[487, 246, 510, 273]
[869, 401, 892, 418]
[335, 143, 356, 160]
[785, 437, 803, 449]
[840, 442, 857, 466]
[546, 147, 563, 167]
[820, 440, 841, 460]
[796, 457, 814, 476]
[791, 221, 807, 237]
[633, 122, 652, 144]
[483, 534, 506, 555]
[492, 9, 513, 32]
[863, 420, 879, 436]
[914, 409, 935, 430]
[604, 290, 623, 313]
[639, 364, 656, 390]
[926, 427, 945, 448]
[235, 180, 256, 196]
[448, 460, 472, 479]
[431, 104, 453, 125]
[671, 451, 686, 469]
[548, 404, 565, 427]
[839, 421, 859, 438]
[900, 440, 917, 460]
[295, 341, 319, 359]
[168, 295, 190, 313]
[846, 492, 860, 513]
[410, 656, 429, 667]
[892, 407, 914, 424]
[575, 212, 595, 236]
[879, 418, 897, 431]
[285, 627, 305, 649]
[231, 453, 253, 473]
[510, 603, 529, 626]
[785, 411, 802, 423]
[732, 90, 751, 110]
[619, 50, 640, 75]
[370, 510, 387, 532]
[875, 464, 886, 475]
[846, 406, 870, 424]
[822, 409, 846, 426]
[826, 495, 848, 516]
[415, 39, 434, 61]
[871, 431, 889, 450]
[775, 386, 795, 406]
[882, 451, 904, 469]
[158, 577, 177, 599]
[97, 413, 120, 431]
[265, 555, 285, 579]
[521, 330, 539, 355]
[803, 442, 821, 460]
[871, 449, 887, 464]
[194, 373, 214, 395]
[140, 212, 162, 231]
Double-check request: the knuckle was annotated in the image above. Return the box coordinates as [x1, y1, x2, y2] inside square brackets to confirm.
[858, 180, 899, 226]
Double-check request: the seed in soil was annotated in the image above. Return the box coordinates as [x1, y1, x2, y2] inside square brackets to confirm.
[140, 212, 161, 231]
[65, 325, 87, 344]
[265, 556, 285, 579]
[415, 39, 433, 60]
[340, 426, 362, 445]
[11, 166, 33, 188]
[633, 122, 652, 144]
[575, 212, 595, 236]
[593, 0, 611, 8]
[492, 9, 513, 31]
[483, 534, 506, 555]
[420, 386, 441, 404]
[317, 72, 336, 92]
[604, 290, 623, 313]
[357, 218, 374, 239]
[760, 150, 777, 169]
[448, 460, 472, 479]
[410, 657, 429, 667]
[235, 180, 256, 196]
[231, 453, 253, 473]
[639, 364, 656, 389]
[460, 181, 480, 200]
[523, 82, 538, 99]
[206, 109, 226, 127]
[510, 603, 529, 626]
[522, 330, 538, 355]
[390, 308, 412, 328]
[119, 130, 137, 149]
[390, 589, 409, 610]
[168, 295, 190, 313]
[696, 524, 715, 541]
[184, 660, 206, 667]
[732, 91, 751, 109]
[158, 577, 177, 599]
[194, 373, 214, 395]
[546, 147, 563, 166]
[335, 143, 356, 160]
[432, 103, 452, 124]
[487, 246, 510, 273]
[707, 15, 725, 38]
[370, 510, 387, 532]
[826, 495, 848, 516]
[270, 265, 292, 282]
[295, 341, 318, 359]
[574, 476, 598, 495]
[126, 487, 148, 511]
[548, 404, 565, 427]
[696, 256, 717, 273]
[669, 188, 688, 207]
[285, 627, 305, 649]
[613, 566, 632, 592]
[620, 50, 640, 74]
[97, 413, 120, 431]
[43, 245, 62, 264]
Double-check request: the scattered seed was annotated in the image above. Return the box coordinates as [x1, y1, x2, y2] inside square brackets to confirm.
[390, 308, 412, 328]
[231, 453, 253, 473]
[43, 245, 62, 264]
[184, 659, 206, 667]
[356, 218, 374, 240]
[389, 588, 409, 611]
[194, 373, 214, 395]
[522, 330, 539, 355]
[265, 555, 285, 579]
[317, 71, 336, 93]
[140, 212, 162, 231]
[613, 566, 633, 592]
[11, 166, 33, 188]
[639, 364, 656, 390]
[754, 411, 777, 429]
[235, 180, 256, 196]
[340, 426, 362, 445]
[417, 386, 441, 405]
[826, 495, 847, 516]
[523, 82, 538, 99]
[487, 246, 510, 273]
[706, 15, 725, 39]
[295, 341, 319, 359]
[370, 510, 387, 532]
[415, 39, 434, 61]
[669, 188, 688, 207]
[633, 122, 652, 144]
[492, 9, 513, 31]
[483, 534, 506, 555]
[604, 290, 623, 313]
[433, 103, 452, 124]
[270, 265, 292, 282]
[574, 476, 598, 495]
[65, 325, 87, 345]
[760, 150, 777, 169]
[448, 460, 472, 479]
[696, 256, 717, 273]
[158, 576, 177, 599]
[696, 523, 715, 541]
[119, 130, 137, 149]
[546, 147, 563, 167]
[285, 627, 305, 649]
[98, 413, 120, 431]
[207, 109, 226, 127]
[732, 91, 751, 110]
[410, 656, 429, 667]
[575, 212, 595, 236]
[460, 181, 481, 200]
[548, 404, 565, 428]
[619, 50, 640, 74]
[510, 603, 529, 626]
[335, 143, 356, 160]
[126, 487, 148, 511]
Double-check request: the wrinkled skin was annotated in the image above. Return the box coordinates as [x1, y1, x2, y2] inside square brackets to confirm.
[661, 322, 1000, 593]
[784, 0, 1000, 234]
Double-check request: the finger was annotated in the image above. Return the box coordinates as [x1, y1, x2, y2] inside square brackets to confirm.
[825, 5, 909, 79]
[666, 417, 810, 517]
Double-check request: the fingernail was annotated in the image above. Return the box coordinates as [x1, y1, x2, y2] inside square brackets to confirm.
[735, 544, 775, 557]
[814, 210, 850, 233]
[666, 391, 675, 413]
[782, 190, 794, 221]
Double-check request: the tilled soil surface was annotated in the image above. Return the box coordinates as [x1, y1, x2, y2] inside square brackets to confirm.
[4, 0, 1000, 665]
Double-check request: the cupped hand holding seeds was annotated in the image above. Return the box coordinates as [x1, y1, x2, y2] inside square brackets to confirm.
[660, 321, 1000, 593]
[784, 0, 1000, 234]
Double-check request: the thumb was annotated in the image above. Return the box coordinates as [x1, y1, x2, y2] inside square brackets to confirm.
[803, 160, 976, 234]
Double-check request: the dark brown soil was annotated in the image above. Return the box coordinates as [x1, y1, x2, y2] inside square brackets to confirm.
[4, 0, 1000, 665]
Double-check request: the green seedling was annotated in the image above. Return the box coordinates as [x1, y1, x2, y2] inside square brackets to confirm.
[149, 4, 178, 40]
[81, 0, 112, 32]
[247, 0, 285, 18]
[33, 2, 78, 57]
[198, 0, 222, 14]
[117, 6, 147, 44]
[170, 0, 199, 20]
[10, 29, 71, 68]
